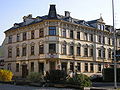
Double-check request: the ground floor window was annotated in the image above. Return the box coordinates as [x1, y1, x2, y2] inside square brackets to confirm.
[77, 63, 81, 72]
[90, 63, 94, 72]
[84, 63, 88, 72]
[61, 62, 67, 71]
[31, 62, 34, 72]
[98, 64, 101, 72]
[16, 63, 19, 72]
[70, 62, 74, 71]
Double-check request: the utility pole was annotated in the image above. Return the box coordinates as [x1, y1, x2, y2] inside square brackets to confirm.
[112, 0, 117, 89]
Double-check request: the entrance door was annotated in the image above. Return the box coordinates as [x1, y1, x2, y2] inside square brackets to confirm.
[49, 61, 55, 71]
[38, 62, 44, 74]
[22, 65, 28, 78]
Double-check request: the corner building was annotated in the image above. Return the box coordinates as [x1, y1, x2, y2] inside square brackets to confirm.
[4, 5, 114, 77]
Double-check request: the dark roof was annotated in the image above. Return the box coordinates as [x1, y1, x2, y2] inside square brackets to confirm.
[5, 5, 113, 33]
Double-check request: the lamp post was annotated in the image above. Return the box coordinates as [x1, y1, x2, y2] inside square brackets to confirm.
[112, 0, 117, 89]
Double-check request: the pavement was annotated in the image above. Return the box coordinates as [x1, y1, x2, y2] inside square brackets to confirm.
[0, 84, 77, 90]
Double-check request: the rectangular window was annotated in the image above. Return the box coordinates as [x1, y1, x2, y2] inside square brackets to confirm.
[22, 47, 26, 56]
[61, 62, 67, 71]
[77, 47, 80, 56]
[62, 44, 66, 55]
[31, 46, 34, 55]
[17, 34, 20, 42]
[90, 63, 94, 72]
[31, 62, 34, 72]
[49, 44, 56, 53]
[39, 28, 44, 37]
[7, 63, 11, 70]
[77, 32, 80, 40]
[16, 63, 19, 72]
[70, 46, 74, 55]
[84, 33, 88, 41]
[89, 34, 93, 42]
[31, 31, 34, 39]
[90, 48, 93, 57]
[70, 62, 74, 71]
[70, 30, 74, 39]
[49, 26, 56, 36]
[85, 63, 88, 72]
[8, 35, 12, 43]
[77, 63, 81, 72]
[8, 48, 12, 58]
[103, 49, 105, 58]
[23, 32, 27, 41]
[103, 36, 105, 44]
[108, 50, 111, 59]
[39, 44, 44, 54]
[108, 38, 111, 45]
[98, 35, 101, 43]
[84, 48, 88, 57]
[16, 47, 20, 57]
[98, 64, 101, 72]
[98, 49, 101, 58]
[62, 28, 66, 37]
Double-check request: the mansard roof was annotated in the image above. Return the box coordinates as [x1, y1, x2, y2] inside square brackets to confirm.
[5, 4, 112, 33]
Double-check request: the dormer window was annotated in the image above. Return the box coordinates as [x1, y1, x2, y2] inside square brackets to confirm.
[98, 24, 101, 30]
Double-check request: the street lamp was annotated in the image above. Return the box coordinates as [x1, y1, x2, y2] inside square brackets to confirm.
[112, 0, 117, 89]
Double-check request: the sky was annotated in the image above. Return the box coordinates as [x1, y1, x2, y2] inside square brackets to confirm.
[0, 0, 120, 45]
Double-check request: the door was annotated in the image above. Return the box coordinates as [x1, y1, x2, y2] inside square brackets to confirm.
[49, 61, 55, 71]
[38, 62, 44, 74]
[22, 64, 28, 78]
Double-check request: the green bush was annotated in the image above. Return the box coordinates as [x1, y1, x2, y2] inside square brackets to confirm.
[45, 70, 67, 83]
[27, 72, 44, 83]
[67, 74, 92, 87]
[0, 69, 13, 82]
[103, 68, 120, 82]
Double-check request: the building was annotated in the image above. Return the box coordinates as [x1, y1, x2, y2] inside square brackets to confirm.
[3, 5, 115, 77]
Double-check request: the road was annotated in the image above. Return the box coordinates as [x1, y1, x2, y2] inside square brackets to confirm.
[0, 84, 77, 90]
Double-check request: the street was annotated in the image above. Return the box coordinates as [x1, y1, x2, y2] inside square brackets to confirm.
[0, 84, 77, 90]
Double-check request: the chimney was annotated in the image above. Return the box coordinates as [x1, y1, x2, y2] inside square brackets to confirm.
[65, 11, 70, 17]
[48, 4, 57, 19]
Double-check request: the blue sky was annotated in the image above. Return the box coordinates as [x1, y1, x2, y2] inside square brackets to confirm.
[0, 0, 120, 45]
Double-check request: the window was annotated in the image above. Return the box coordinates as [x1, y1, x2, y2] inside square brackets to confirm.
[103, 48, 105, 58]
[98, 35, 101, 43]
[8, 48, 12, 58]
[70, 30, 74, 39]
[61, 62, 67, 71]
[112, 38, 114, 45]
[103, 36, 105, 44]
[90, 63, 94, 72]
[17, 34, 20, 42]
[22, 47, 26, 56]
[62, 44, 66, 55]
[98, 24, 101, 30]
[31, 31, 34, 39]
[49, 44, 56, 53]
[8, 35, 12, 43]
[16, 63, 19, 72]
[85, 63, 88, 72]
[16, 47, 20, 57]
[31, 62, 34, 72]
[108, 38, 111, 45]
[23, 32, 27, 41]
[108, 49, 111, 59]
[70, 62, 74, 71]
[70, 46, 74, 55]
[77, 47, 81, 56]
[98, 64, 101, 72]
[62, 28, 66, 37]
[89, 34, 93, 42]
[98, 49, 101, 58]
[31, 45, 34, 55]
[77, 32, 80, 40]
[39, 28, 44, 37]
[84, 47, 88, 57]
[84, 33, 88, 41]
[49, 26, 56, 36]
[90, 48, 93, 57]
[77, 63, 81, 72]
[7, 63, 11, 70]
[39, 44, 44, 54]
